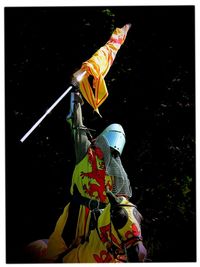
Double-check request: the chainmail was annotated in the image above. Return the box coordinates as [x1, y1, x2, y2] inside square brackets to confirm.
[95, 135, 132, 198]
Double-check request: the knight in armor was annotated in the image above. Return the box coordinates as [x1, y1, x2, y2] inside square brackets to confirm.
[45, 82, 132, 262]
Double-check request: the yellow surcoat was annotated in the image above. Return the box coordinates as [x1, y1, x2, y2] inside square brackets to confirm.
[46, 146, 113, 262]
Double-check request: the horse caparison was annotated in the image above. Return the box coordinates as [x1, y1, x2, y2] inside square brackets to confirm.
[25, 191, 147, 263]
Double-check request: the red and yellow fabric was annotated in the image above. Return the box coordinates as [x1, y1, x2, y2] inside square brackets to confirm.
[60, 198, 142, 263]
[45, 146, 113, 262]
[27, 198, 143, 263]
[79, 24, 131, 115]
[70, 146, 113, 202]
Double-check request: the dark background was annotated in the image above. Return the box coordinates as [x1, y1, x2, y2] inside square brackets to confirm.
[5, 6, 195, 263]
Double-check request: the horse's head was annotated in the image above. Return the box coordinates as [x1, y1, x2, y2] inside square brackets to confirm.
[103, 191, 147, 262]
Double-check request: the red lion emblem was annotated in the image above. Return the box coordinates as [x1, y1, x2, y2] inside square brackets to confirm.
[80, 146, 112, 202]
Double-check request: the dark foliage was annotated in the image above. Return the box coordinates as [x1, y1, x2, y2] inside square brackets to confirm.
[5, 6, 195, 262]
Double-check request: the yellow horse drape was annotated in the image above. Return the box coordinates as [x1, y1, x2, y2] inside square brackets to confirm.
[78, 24, 131, 115]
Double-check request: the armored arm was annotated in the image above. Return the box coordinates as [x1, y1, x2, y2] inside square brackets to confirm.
[67, 88, 91, 164]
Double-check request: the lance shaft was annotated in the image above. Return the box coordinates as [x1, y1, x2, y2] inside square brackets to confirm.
[20, 69, 87, 143]
[20, 85, 73, 143]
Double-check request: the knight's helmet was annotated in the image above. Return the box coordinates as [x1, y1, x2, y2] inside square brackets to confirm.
[100, 123, 126, 155]
[96, 123, 132, 198]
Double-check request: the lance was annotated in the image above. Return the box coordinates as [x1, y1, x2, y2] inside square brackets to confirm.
[20, 70, 86, 143]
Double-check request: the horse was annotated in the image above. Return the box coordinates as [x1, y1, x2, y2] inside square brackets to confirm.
[25, 191, 147, 263]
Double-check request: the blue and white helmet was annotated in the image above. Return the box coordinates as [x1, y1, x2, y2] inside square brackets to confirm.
[100, 123, 126, 155]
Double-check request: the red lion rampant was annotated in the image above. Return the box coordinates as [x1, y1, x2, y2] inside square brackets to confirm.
[80, 146, 112, 202]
